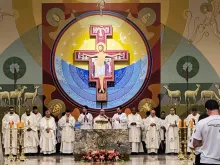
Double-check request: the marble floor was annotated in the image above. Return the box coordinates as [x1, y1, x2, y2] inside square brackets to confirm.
[3, 155, 193, 165]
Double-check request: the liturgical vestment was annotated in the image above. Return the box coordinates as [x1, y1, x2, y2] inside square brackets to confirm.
[21, 112, 39, 153]
[40, 116, 56, 154]
[165, 114, 180, 153]
[128, 113, 143, 153]
[58, 115, 75, 153]
[2, 113, 20, 155]
[78, 113, 93, 129]
[93, 115, 112, 129]
[144, 116, 161, 153]
[112, 113, 128, 129]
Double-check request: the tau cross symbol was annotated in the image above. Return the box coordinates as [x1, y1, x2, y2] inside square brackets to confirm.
[74, 25, 129, 101]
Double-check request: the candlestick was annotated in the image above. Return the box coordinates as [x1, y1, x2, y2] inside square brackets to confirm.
[184, 120, 187, 128]
[183, 127, 188, 159]
[189, 127, 195, 160]
[19, 127, 26, 161]
[21, 121, 24, 129]
[178, 128, 184, 160]
[17, 122, 20, 129]
[9, 121, 13, 129]
[179, 120, 182, 128]
[16, 126, 20, 161]
[8, 124, 14, 161]
[190, 120, 193, 129]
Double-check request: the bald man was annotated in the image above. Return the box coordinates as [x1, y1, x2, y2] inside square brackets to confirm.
[93, 109, 112, 129]
[40, 110, 57, 154]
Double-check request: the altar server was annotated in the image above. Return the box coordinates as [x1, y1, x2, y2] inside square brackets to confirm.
[112, 106, 127, 129]
[165, 107, 180, 154]
[128, 107, 143, 154]
[21, 109, 39, 154]
[2, 106, 20, 155]
[144, 109, 161, 154]
[93, 109, 112, 129]
[78, 105, 93, 129]
[58, 110, 75, 154]
[40, 110, 56, 154]
[159, 111, 166, 153]
[185, 108, 200, 152]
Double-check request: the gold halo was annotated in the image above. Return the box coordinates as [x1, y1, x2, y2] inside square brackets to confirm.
[138, 7, 156, 26]
[96, 42, 107, 51]
[46, 8, 65, 27]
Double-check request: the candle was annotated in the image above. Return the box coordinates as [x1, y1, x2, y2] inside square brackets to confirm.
[9, 121, 13, 128]
[190, 120, 193, 128]
[21, 121, 24, 128]
[184, 120, 186, 128]
[17, 121, 20, 128]
[179, 120, 182, 128]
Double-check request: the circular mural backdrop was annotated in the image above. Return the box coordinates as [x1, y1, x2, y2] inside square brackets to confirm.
[51, 11, 152, 110]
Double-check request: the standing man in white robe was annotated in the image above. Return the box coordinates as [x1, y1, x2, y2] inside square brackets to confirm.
[40, 110, 56, 155]
[58, 110, 75, 154]
[93, 109, 112, 129]
[159, 111, 166, 153]
[165, 107, 180, 154]
[78, 105, 93, 129]
[185, 108, 200, 153]
[128, 107, 143, 154]
[112, 107, 127, 129]
[32, 106, 42, 131]
[21, 109, 39, 154]
[2, 106, 20, 155]
[144, 109, 161, 154]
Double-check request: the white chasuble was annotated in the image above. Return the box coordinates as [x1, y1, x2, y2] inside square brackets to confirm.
[144, 116, 161, 153]
[21, 113, 39, 153]
[165, 114, 180, 153]
[2, 113, 20, 155]
[128, 114, 143, 142]
[93, 115, 112, 129]
[58, 115, 75, 153]
[78, 113, 93, 129]
[40, 116, 56, 154]
[112, 113, 128, 129]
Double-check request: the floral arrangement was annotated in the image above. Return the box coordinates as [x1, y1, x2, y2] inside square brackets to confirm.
[81, 150, 129, 162]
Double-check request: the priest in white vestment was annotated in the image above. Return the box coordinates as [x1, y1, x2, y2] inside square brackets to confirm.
[78, 105, 93, 129]
[40, 110, 57, 154]
[21, 109, 39, 154]
[93, 109, 112, 129]
[165, 107, 180, 154]
[32, 106, 42, 131]
[185, 108, 200, 152]
[58, 110, 75, 154]
[128, 107, 143, 154]
[112, 107, 127, 129]
[2, 107, 20, 155]
[144, 110, 161, 154]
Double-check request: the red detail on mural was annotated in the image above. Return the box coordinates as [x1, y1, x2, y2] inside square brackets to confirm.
[74, 25, 129, 101]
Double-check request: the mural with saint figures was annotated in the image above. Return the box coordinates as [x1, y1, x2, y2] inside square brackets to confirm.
[0, 0, 220, 122]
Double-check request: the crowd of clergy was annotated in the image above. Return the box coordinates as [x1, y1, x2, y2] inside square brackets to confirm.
[1, 105, 200, 155]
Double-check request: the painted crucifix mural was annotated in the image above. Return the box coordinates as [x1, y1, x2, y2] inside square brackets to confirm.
[74, 25, 129, 101]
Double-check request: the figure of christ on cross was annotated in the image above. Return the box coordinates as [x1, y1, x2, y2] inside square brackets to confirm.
[82, 42, 125, 93]
[74, 25, 129, 101]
